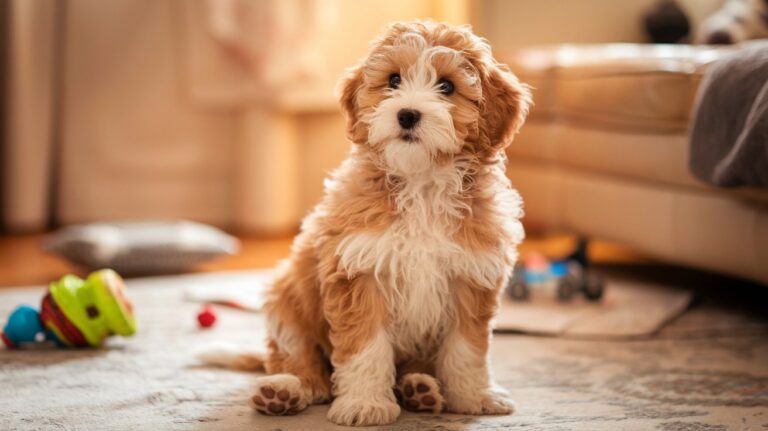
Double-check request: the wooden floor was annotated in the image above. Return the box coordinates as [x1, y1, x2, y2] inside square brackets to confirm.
[0, 233, 647, 288]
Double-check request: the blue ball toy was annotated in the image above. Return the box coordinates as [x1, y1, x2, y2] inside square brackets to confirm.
[1, 305, 45, 348]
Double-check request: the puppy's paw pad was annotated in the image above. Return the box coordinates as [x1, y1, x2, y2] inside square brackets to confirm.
[250, 374, 307, 416]
[396, 373, 444, 413]
[327, 396, 400, 426]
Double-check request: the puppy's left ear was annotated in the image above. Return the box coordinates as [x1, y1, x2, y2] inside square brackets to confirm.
[336, 64, 366, 144]
[481, 64, 532, 151]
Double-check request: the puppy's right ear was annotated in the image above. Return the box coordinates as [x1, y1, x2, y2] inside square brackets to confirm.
[337, 64, 366, 143]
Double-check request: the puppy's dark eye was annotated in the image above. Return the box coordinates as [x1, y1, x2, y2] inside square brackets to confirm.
[388, 73, 401, 89]
[437, 78, 454, 95]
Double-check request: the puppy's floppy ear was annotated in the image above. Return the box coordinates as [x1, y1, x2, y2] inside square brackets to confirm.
[336, 64, 366, 144]
[480, 64, 532, 152]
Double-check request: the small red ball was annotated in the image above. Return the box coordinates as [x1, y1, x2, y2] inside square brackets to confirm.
[197, 305, 217, 328]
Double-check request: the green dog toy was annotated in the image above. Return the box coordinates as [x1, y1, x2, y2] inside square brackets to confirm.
[2, 269, 136, 349]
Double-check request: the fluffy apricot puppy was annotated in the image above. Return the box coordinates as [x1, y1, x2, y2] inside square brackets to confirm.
[204, 20, 531, 426]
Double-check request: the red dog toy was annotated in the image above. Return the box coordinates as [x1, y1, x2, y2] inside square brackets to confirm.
[197, 305, 217, 328]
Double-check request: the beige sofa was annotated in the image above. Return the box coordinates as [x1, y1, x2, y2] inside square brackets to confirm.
[503, 44, 768, 286]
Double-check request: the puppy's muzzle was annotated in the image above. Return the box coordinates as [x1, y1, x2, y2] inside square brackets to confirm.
[397, 109, 421, 130]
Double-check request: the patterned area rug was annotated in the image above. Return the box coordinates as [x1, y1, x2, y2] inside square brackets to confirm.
[1, 269, 767, 430]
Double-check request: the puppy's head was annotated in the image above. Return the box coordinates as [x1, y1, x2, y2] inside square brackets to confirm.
[338, 21, 531, 175]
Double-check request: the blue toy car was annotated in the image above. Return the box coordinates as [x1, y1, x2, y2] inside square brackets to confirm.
[507, 253, 604, 301]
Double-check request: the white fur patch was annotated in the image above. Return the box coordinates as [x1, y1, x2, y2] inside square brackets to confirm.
[336, 157, 523, 358]
[365, 49, 461, 173]
[383, 142, 432, 175]
[328, 330, 400, 426]
[436, 331, 515, 414]
[267, 313, 303, 358]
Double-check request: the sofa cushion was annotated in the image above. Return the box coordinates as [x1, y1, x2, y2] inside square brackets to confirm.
[510, 119, 768, 203]
[509, 121, 700, 188]
[506, 159, 768, 286]
[504, 44, 735, 133]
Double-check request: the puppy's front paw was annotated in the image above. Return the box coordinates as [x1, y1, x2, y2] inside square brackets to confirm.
[445, 386, 515, 415]
[250, 374, 308, 416]
[327, 395, 400, 426]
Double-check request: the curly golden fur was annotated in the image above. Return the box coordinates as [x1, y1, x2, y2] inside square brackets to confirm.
[209, 21, 531, 426]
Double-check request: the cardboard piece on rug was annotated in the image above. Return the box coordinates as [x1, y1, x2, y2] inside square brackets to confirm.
[495, 276, 693, 338]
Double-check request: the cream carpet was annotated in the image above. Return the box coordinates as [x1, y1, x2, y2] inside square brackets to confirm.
[1, 267, 767, 430]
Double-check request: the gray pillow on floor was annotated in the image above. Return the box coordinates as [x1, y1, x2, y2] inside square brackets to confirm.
[44, 221, 240, 276]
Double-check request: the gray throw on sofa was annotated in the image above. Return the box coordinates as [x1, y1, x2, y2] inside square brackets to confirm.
[689, 42, 768, 188]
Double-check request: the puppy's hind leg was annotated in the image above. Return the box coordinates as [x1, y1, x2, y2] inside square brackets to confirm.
[251, 245, 333, 416]
[251, 327, 333, 416]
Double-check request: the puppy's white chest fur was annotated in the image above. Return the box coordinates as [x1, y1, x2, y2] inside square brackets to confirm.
[336, 162, 512, 357]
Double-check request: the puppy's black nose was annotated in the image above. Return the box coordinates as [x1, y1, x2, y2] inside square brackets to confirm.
[397, 109, 421, 129]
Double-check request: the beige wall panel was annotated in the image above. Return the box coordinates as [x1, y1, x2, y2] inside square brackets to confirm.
[2, 0, 57, 231]
[236, 110, 301, 233]
[58, 0, 236, 226]
[297, 113, 351, 216]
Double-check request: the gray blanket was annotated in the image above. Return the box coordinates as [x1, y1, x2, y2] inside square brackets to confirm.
[689, 42, 768, 188]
